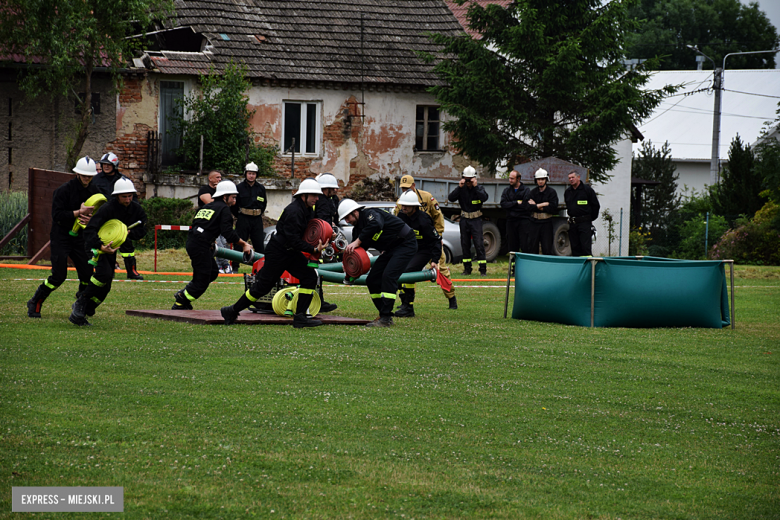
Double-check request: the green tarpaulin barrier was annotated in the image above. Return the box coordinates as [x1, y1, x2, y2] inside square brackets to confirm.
[511, 254, 731, 328]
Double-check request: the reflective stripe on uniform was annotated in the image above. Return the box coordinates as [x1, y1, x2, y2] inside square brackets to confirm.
[120, 251, 135, 258]
[245, 290, 259, 302]
[381, 292, 397, 299]
[370, 293, 382, 299]
[184, 290, 196, 301]
[298, 288, 315, 295]
[44, 280, 57, 289]
[90, 276, 106, 287]
[401, 283, 415, 289]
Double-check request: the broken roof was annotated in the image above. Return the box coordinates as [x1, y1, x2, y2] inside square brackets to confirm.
[145, 0, 466, 87]
[636, 69, 780, 161]
[444, 0, 512, 39]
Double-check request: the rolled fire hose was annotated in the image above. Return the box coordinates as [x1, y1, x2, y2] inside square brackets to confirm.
[69, 194, 108, 236]
[343, 248, 371, 278]
[303, 219, 333, 248]
[271, 288, 322, 317]
[89, 220, 142, 266]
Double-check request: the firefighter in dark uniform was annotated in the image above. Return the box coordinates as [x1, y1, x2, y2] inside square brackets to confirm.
[173, 181, 252, 311]
[94, 152, 144, 280]
[448, 165, 489, 275]
[312, 172, 341, 313]
[26, 156, 99, 318]
[340, 198, 418, 327]
[69, 178, 147, 326]
[198, 170, 231, 273]
[393, 190, 442, 318]
[313, 173, 340, 225]
[527, 168, 559, 255]
[221, 178, 328, 328]
[394, 174, 456, 309]
[564, 170, 600, 257]
[500, 169, 532, 254]
[230, 162, 267, 272]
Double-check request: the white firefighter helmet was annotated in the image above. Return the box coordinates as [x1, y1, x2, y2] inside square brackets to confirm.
[534, 168, 549, 180]
[98, 152, 119, 167]
[338, 198, 365, 222]
[462, 165, 477, 178]
[245, 162, 259, 173]
[72, 156, 98, 176]
[112, 178, 137, 195]
[397, 190, 421, 207]
[295, 178, 323, 197]
[212, 180, 239, 199]
[315, 173, 339, 189]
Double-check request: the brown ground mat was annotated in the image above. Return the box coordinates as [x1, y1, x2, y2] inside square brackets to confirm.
[126, 309, 371, 325]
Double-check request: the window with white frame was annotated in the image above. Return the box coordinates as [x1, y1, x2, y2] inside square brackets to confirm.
[283, 101, 321, 155]
[415, 105, 441, 151]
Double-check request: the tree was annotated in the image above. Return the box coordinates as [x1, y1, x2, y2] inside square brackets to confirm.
[754, 105, 780, 232]
[171, 62, 278, 175]
[0, 0, 174, 169]
[422, 0, 675, 182]
[631, 140, 681, 250]
[710, 135, 767, 224]
[625, 0, 779, 70]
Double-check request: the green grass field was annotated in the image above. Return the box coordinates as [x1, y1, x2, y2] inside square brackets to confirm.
[1, 256, 778, 519]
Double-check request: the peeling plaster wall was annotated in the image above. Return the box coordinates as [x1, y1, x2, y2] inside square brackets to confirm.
[246, 86, 461, 192]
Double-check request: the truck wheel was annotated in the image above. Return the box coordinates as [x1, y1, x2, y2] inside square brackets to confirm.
[443, 245, 453, 265]
[482, 221, 502, 262]
[553, 221, 572, 256]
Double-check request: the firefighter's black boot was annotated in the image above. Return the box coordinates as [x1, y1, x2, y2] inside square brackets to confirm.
[220, 305, 240, 325]
[395, 288, 415, 317]
[478, 261, 487, 277]
[448, 295, 458, 310]
[462, 261, 472, 275]
[172, 290, 193, 310]
[69, 297, 91, 326]
[124, 257, 144, 280]
[293, 313, 323, 328]
[27, 284, 53, 318]
[366, 315, 393, 327]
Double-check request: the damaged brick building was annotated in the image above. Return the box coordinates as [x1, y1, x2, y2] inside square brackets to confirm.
[2, 0, 474, 207]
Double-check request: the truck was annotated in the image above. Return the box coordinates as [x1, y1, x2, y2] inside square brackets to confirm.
[395, 157, 588, 261]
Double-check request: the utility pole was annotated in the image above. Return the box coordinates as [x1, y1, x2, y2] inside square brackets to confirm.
[710, 68, 722, 187]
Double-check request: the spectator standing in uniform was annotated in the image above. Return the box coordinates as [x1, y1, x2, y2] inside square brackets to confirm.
[312, 172, 341, 313]
[394, 190, 442, 318]
[69, 178, 147, 326]
[527, 168, 559, 255]
[394, 174, 456, 309]
[198, 170, 232, 274]
[26, 156, 99, 318]
[500, 170, 532, 255]
[94, 152, 144, 280]
[341, 198, 417, 327]
[564, 170, 600, 257]
[220, 179, 328, 328]
[231, 162, 267, 272]
[173, 180, 252, 310]
[448, 166, 489, 276]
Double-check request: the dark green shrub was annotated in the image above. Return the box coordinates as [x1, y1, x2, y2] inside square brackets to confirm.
[136, 197, 197, 250]
[673, 213, 729, 260]
[0, 192, 28, 256]
[711, 201, 780, 265]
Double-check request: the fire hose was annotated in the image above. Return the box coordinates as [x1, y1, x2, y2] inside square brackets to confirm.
[88, 219, 142, 266]
[70, 194, 107, 236]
